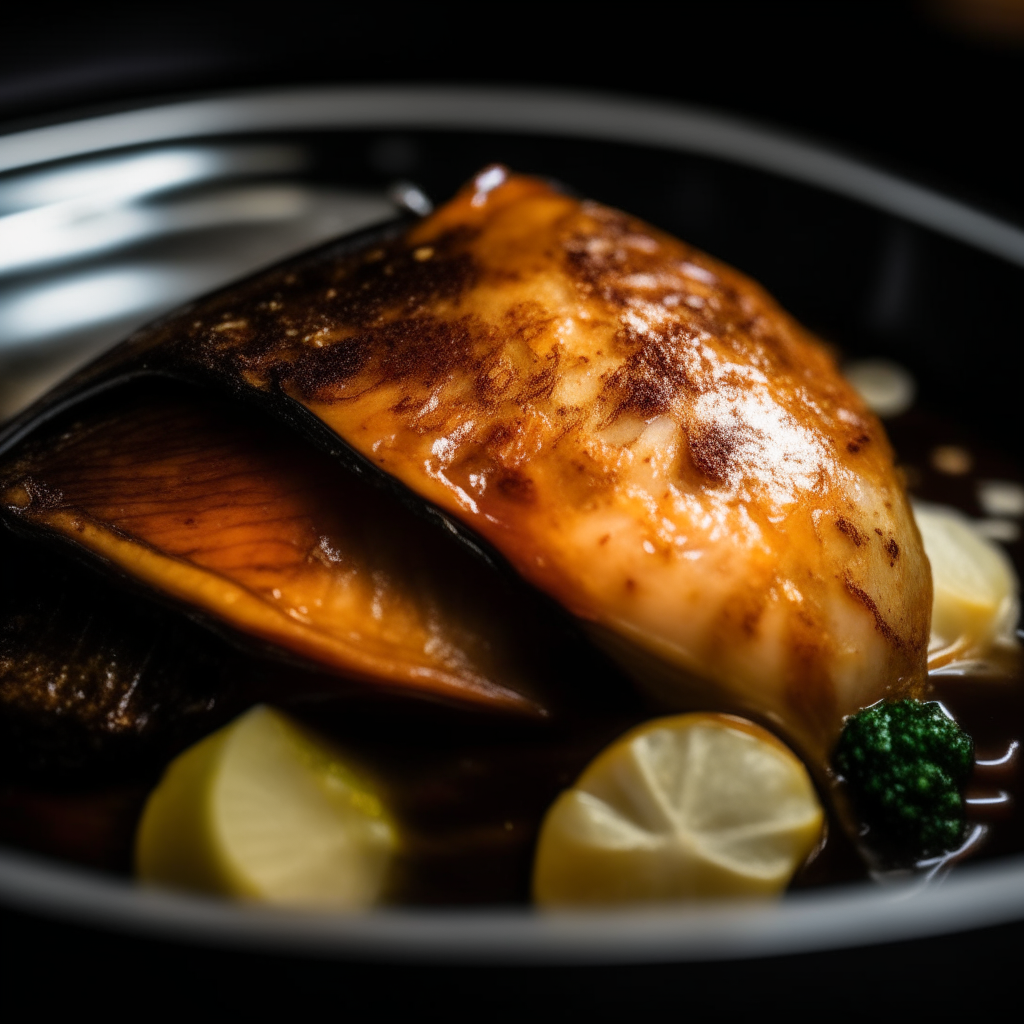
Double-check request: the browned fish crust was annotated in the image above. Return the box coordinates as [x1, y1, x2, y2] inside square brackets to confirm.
[1, 168, 932, 765]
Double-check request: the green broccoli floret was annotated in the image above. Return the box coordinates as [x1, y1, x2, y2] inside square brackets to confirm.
[834, 699, 974, 860]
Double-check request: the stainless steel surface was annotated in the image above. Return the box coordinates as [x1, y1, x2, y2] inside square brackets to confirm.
[1, 85, 1022, 960]
[0, 139, 395, 417]
[3, 86, 1024, 265]
[2, 841, 1024, 964]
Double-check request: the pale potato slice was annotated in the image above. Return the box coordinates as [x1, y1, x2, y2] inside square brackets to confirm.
[135, 705, 397, 908]
[532, 713, 823, 905]
[912, 501, 1020, 666]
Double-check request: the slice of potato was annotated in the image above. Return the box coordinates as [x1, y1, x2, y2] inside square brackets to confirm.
[532, 713, 823, 905]
[912, 501, 1019, 666]
[135, 705, 397, 908]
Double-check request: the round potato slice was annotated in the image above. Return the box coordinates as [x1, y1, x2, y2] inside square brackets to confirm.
[136, 705, 397, 908]
[913, 501, 1019, 665]
[532, 713, 823, 905]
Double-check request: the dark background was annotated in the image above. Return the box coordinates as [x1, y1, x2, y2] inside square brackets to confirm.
[2, 1, 1023, 223]
[1, 0, 1022, 1009]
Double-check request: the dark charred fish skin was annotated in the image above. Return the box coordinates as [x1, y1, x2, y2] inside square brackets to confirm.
[0, 168, 930, 775]
[0, 168, 1006, 898]
[0, 526, 247, 780]
[0, 378, 630, 722]
[0, 217, 418, 511]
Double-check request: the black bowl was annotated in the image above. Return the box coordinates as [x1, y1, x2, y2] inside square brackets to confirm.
[2, 85, 1023, 1001]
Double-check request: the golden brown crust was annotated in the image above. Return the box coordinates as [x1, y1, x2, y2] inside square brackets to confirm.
[6, 168, 932, 766]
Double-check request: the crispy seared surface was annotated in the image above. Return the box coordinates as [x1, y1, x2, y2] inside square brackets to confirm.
[0, 386, 552, 714]
[4, 168, 932, 764]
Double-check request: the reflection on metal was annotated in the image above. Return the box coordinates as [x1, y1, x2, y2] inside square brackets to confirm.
[965, 791, 1011, 806]
[0, 144, 304, 214]
[0, 183, 322, 276]
[2, 87, 1023, 266]
[0, 141, 396, 418]
[977, 740, 1020, 767]
[4, 834, 1024, 962]
[0, 265, 199, 341]
[388, 181, 433, 216]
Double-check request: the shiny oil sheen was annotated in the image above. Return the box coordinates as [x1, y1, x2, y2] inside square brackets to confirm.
[29, 167, 930, 769]
[1, 166, 1001, 904]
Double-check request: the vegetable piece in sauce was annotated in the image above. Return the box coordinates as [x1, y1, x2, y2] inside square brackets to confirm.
[912, 501, 1020, 667]
[532, 713, 823, 904]
[9, 166, 932, 772]
[834, 700, 974, 860]
[136, 705, 398, 907]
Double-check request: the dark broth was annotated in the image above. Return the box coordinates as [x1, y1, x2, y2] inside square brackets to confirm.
[0, 399, 1021, 903]
[888, 409, 1024, 866]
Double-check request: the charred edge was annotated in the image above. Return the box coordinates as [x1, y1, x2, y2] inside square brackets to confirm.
[495, 471, 536, 504]
[688, 423, 735, 483]
[603, 326, 699, 420]
[1, 476, 65, 515]
[284, 315, 480, 404]
[178, 229, 482, 393]
[885, 538, 900, 566]
[835, 516, 864, 546]
[844, 574, 904, 649]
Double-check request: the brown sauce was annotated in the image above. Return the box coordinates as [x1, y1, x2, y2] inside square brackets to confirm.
[888, 408, 1024, 869]
[0, 396, 1021, 904]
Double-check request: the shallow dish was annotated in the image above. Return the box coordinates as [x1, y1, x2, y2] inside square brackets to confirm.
[2, 85, 1023, 963]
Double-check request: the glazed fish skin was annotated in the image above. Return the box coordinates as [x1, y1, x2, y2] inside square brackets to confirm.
[0, 387, 550, 715]
[29, 169, 930, 762]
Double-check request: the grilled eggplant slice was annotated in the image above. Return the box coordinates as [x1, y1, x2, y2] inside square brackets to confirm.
[0, 168, 931, 771]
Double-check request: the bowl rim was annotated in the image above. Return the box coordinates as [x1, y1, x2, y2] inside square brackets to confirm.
[5, 843, 1024, 964]
[2, 83, 1024, 962]
[2, 83, 1023, 267]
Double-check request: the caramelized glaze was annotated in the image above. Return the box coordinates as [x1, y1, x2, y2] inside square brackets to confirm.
[0, 387, 552, 715]
[3, 169, 995, 900]
[116, 169, 932, 766]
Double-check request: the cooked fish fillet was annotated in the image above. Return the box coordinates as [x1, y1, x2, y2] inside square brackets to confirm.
[1, 387, 553, 715]
[9, 167, 932, 764]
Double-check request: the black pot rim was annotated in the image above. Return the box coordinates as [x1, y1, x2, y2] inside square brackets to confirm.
[2, 83, 1023, 963]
